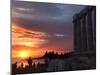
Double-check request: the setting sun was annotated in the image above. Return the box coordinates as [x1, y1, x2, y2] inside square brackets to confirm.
[18, 50, 31, 59]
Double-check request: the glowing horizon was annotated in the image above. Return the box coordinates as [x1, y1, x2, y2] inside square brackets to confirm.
[11, 1, 85, 63]
[12, 23, 73, 60]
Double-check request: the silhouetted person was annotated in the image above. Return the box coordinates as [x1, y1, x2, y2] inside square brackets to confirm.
[27, 57, 33, 68]
[32, 62, 36, 68]
[21, 62, 24, 69]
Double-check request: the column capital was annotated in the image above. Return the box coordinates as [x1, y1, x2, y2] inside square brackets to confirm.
[73, 14, 80, 22]
[86, 6, 94, 13]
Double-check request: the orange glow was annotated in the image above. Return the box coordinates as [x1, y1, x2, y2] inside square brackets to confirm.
[12, 23, 47, 47]
[12, 23, 48, 61]
[17, 50, 32, 59]
[12, 48, 46, 61]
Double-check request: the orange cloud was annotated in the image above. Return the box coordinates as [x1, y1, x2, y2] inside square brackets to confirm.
[12, 23, 49, 59]
[12, 23, 48, 47]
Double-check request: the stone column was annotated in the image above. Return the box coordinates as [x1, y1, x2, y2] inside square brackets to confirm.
[81, 13, 88, 51]
[87, 7, 94, 51]
[93, 7, 96, 50]
[73, 17, 78, 51]
[73, 14, 82, 53]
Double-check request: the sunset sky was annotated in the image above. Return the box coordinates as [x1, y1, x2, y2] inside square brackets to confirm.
[12, 0, 85, 62]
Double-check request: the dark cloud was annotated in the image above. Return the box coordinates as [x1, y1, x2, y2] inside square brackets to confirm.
[12, 1, 63, 17]
[12, 1, 86, 50]
[13, 17, 73, 35]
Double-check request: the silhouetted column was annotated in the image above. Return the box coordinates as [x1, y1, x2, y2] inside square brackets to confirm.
[73, 16, 78, 51]
[81, 13, 88, 51]
[87, 7, 94, 51]
[73, 14, 82, 53]
[93, 7, 96, 50]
